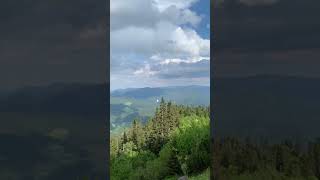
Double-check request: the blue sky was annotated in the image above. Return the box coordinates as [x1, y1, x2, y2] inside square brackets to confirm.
[191, 0, 210, 38]
[110, 0, 210, 90]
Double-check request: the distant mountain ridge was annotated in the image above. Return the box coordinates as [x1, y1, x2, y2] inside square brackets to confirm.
[111, 85, 210, 104]
[0, 83, 107, 116]
[110, 85, 210, 133]
[213, 74, 320, 140]
[111, 87, 166, 99]
[3, 74, 320, 140]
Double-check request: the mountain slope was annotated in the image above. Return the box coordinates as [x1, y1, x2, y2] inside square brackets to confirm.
[110, 85, 210, 132]
[0, 83, 107, 116]
[213, 75, 320, 141]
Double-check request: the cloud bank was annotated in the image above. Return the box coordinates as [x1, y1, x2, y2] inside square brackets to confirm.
[0, 0, 107, 89]
[111, 0, 210, 90]
[213, 0, 320, 77]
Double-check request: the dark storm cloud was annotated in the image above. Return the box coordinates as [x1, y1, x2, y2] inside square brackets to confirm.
[0, 0, 107, 89]
[214, 0, 320, 52]
[0, 0, 105, 31]
[213, 0, 320, 77]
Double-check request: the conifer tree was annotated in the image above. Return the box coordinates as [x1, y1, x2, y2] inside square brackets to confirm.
[159, 97, 166, 138]
[122, 131, 128, 146]
[131, 118, 139, 146]
[275, 145, 284, 172]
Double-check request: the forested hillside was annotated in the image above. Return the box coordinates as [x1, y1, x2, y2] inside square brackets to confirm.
[213, 75, 320, 140]
[212, 137, 320, 180]
[110, 86, 210, 134]
[212, 76, 320, 179]
[110, 99, 210, 180]
[0, 84, 107, 179]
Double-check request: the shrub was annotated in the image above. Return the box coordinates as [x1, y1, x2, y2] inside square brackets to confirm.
[171, 115, 210, 175]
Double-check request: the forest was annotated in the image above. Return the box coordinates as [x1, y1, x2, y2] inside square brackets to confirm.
[110, 99, 320, 180]
[212, 137, 320, 180]
[110, 98, 210, 180]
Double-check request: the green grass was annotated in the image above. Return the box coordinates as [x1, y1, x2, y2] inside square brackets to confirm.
[189, 169, 210, 180]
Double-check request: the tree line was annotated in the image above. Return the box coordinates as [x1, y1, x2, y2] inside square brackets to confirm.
[213, 137, 320, 180]
[110, 98, 210, 180]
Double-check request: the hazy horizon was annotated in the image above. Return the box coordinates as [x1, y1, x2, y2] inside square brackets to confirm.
[110, 84, 210, 92]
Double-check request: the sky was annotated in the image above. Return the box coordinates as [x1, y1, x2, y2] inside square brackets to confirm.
[0, 0, 107, 90]
[2, 0, 319, 90]
[213, 0, 320, 78]
[110, 0, 211, 90]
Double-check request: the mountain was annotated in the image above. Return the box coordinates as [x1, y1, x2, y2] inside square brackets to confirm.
[111, 85, 210, 104]
[0, 84, 108, 178]
[213, 75, 320, 141]
[0, 84, 210, 133]
[110, 85, 210, 133]
[0, 83, 107, 116]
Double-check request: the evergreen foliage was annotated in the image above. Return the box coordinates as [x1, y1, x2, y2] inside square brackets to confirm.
[212, 137, 320, 180]
[110, 99, 210, 180]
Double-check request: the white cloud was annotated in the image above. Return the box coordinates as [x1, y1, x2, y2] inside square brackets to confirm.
[153, 0, 199, 11]
[111, 0, 159, 30]
[110, 0, 208, 59]
[110, 0, 201, 30]
[161, 6, 202, 27]
[159, 58, 187, 65]
[111, 21, 210, 62]
[111, 26, 155, 54]
[159, 57, 210, 65]
[134, 64, 158, 77]
[170, 27, 210, 57]
[149, 59, 210, 79]
[110, 0, 210, 89]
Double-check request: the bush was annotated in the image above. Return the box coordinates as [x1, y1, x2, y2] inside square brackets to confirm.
[110, 155, 132, 180]
[110, 150, 157, 180]
[171, 115, 210, 175]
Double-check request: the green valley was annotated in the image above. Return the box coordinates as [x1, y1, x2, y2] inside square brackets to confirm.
[110, 86, 210, 134]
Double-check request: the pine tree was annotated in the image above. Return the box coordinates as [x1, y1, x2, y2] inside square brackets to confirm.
[122, 131, 128, 148]
[159, 97, 166, 138]
[312, 139, 320, 178]
[275, 145, 284, 172]
[167, 147, 183, 176]
[131, 118, 138, 146]
[166, 101, 174, 133]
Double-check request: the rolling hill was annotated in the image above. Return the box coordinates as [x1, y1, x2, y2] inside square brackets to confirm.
[110, 85, 210, 133]
[0, 83, 107, 116]
[213, 75, 320, 142]
[0, 83, 108, 178]
[0, 83, 210, 134]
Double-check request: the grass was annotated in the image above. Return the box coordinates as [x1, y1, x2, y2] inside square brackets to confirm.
[189, 169, 210, 180]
